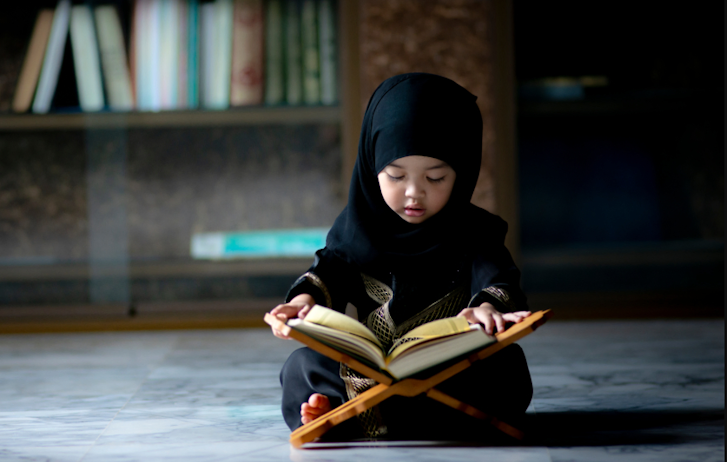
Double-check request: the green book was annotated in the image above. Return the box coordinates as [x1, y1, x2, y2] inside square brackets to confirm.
[212, 0, 233, 109]
[264, 0, 284, 105]
[70, 4, 104, 112]
[94, 5, 134, 111]
[284, 0, 302, 105]
[187, 0, 200, 109]
[300, 0, 319, 105]
[318, 0, 336, 105]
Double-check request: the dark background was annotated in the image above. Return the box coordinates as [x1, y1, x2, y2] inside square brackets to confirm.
[512, 1, 723, 306]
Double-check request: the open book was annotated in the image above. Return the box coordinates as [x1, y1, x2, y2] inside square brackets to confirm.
[284, 305, 497, 380]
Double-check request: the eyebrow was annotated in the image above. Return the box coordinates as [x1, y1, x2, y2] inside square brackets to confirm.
[387, 161, 449, 170]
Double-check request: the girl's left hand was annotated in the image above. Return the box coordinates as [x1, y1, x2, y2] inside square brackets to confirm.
[457, 303, 531, 335]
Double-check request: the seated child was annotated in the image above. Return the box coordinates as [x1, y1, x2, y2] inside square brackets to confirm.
[269, 73, 533, 440]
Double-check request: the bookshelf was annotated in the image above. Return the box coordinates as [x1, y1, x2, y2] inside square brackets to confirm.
[0, 0, 363, 331]
[0, 106, 341, 130]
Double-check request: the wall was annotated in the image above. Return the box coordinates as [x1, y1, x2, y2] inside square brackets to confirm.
[359, 0, 503, 213]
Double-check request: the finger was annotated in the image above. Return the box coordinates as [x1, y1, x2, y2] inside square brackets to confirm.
[270, 304, 289, 315]
[494, 313, 506, 333]
[299, 304, 312, 320]
[502, 311, 531, 323]
[509, 310, 531, 319]
[457, 308, 475, 324]
[500, 313, 520, 324]
[270, 304, 300, 319]
[271, 328, 290, 340]
[481, 316, 494, 335]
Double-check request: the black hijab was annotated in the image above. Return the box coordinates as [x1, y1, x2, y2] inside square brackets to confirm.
[324, 73, 508, 314]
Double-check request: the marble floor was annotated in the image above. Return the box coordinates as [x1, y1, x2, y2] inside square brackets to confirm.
[0, 318, 723, 461]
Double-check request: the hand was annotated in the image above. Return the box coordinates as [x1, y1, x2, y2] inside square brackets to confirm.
[457, 302, 531, 335]
[269, 293, 316, 339]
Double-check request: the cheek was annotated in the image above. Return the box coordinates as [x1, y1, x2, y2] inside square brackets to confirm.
[433, 184, 455, 210]
[377, 176, 399, 210]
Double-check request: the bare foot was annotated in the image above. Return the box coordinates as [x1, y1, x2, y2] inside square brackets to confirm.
[300, 393, 331, 424]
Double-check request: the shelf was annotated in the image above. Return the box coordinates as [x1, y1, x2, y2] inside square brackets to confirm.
[0, 257, 312, 282]
[517, 94, 715, 117]
[0, 106, 342, 131]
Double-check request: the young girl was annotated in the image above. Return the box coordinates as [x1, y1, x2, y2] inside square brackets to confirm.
[270, 73, 533, 440]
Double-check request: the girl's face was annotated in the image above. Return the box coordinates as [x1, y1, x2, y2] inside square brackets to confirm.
[377, 155, 456, 224]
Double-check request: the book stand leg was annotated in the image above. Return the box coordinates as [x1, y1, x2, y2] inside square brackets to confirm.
[266, 310, 552, 448]
[289, 380, 524, 447]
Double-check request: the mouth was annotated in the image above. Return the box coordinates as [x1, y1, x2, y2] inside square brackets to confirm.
[404, 205, 425, 217]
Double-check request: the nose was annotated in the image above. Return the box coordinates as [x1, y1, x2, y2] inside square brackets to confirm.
[405, 180, 424, 199]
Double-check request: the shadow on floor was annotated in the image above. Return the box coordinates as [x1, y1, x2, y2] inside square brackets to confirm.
[301, 410, 724, 449]
[525, 410, 724, 447]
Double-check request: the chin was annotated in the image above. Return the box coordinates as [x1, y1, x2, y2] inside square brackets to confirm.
[399, 214, 427, 224]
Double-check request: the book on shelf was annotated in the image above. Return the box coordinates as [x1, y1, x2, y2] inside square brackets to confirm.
[177, 0, 189, 109]
[15, 0, 338, 114]
[301, 0, 320, 105]
[94, 5, 134, 111]
[130, 0, 141, 109]
[285, 0, 303, 106]
[158, 0, 180, 110]
[199, 1, 215, 108]
[12, 9, 54, 113]
[274, 304, 500, 380]
[186, 0, 200, 109]
[147, 0, 162, 111]
[70, 4, 105, 112]
[230, 0, 264, 106]
[318, 0, 337, 105]
[131, 0, 155, 111]
[264, 0, 284, 105]
[212, 0, 234, 109]
[32, 0, 71, 114]
[199, 0, 233, 109]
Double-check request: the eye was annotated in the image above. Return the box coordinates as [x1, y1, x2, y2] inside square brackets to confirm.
[387, 174, 404, 182]
[427, 176, 445, 183]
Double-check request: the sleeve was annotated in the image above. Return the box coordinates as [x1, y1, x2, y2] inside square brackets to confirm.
[285, 248, 361, 313]
[468, 245, 528, 313]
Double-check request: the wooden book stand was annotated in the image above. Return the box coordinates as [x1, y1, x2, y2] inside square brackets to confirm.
[265, 309, 552, 448]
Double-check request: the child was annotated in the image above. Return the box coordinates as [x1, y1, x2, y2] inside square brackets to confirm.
[269, 73, 533, 440]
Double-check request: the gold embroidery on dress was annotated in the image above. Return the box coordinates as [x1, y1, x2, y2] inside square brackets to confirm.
[339, 275, 470, 438]
[361, 273, 393, 305]
[340, 363, 387, 437]
[365, 301, 396, 352]
[393, 285, 469, 338]
[299, 272, 333, 308]
[474, 286, 518, 312]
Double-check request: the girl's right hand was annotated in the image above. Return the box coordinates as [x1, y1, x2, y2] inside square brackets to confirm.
[269, 293, 316, 339]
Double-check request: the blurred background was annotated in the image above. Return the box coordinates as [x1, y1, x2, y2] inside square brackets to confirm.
[0, 0, 722, 332]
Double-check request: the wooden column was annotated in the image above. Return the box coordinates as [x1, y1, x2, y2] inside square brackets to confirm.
[358, 0, 520, 258]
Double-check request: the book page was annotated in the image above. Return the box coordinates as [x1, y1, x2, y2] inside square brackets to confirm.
[303, 305, 383, 349]
[386, 325, 497, 379]
[287, 318, 387, 369]
[386, 316, 473, 360]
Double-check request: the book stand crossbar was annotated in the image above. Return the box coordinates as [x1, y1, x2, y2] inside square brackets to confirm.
[265, 309, 552, 448]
